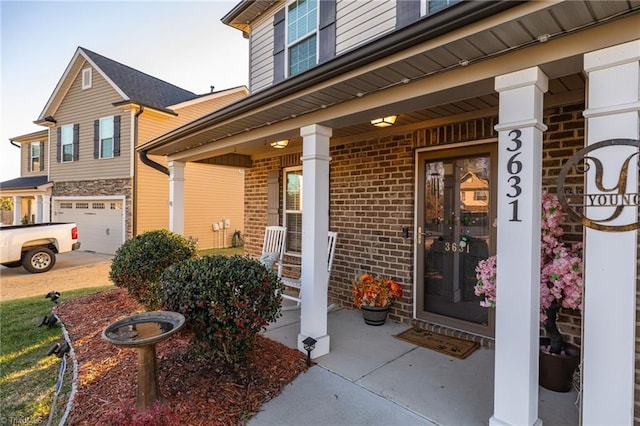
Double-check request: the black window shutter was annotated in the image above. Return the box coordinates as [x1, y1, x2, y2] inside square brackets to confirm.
[273, 8, 286, 84]
[113, 115, 121, 157]
[56, 127, 61, 163]
[267, 170, 280, 226]
[73, 124, 80, 161]
[318, 0, 336, 64]
[93, 119, 99, 159]
[396, 0, 420, 29]
[39, 141, 45, 171]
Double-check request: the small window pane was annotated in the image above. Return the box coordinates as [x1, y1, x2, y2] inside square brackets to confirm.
[286, 212, 303, 253]
[75, 203, 89, 209]
[289, 34, 317, 76]
[286, 170, 303, 210]
[92, 203, 105, 209]
[427, 0, 459, 14]
[101, 138, 113, 158]
[60, 202, 73, 209]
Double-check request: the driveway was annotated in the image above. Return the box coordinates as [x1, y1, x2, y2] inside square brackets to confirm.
[0, 251, 114, 302]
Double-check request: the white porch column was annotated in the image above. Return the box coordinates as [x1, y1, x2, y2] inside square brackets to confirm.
[491, 67, 548, 426]
[297, 124, 332, 358]
[168, 160, 185, 235]
[582, 40, 639, 425]
[42, 194, 51, 223]
[13, 196, 21, 225]
[35, 196, 43, 224]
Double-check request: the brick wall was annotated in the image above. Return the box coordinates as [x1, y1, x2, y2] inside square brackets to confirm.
[329, 134, 415, 323]
[245, 102, 588, 343]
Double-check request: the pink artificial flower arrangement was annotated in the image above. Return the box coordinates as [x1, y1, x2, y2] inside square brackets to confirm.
[474, 191, 583, 353]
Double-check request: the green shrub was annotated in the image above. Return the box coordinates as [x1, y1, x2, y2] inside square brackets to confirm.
[159, 255, 283, 365]
[110, 229, 197, 310]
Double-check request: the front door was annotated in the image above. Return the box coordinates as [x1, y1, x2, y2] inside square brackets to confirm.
[416, 144, 496, 336]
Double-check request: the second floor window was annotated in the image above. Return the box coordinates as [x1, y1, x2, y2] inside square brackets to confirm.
[284, 167, 303, 253]
[61, 125, 74, 162]
[94, 115, 120, 159]
[30, 142, 42, 172]
[287, 0, 317, 77]
[99, 117, 114, 158]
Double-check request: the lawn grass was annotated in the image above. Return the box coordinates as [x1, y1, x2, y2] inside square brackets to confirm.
[0, 286, 112, 424]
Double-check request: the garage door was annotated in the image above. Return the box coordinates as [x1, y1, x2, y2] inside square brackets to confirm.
[53, 199, 124, 255]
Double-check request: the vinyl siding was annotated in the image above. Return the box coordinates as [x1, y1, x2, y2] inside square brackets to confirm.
[49, 61, 132, 181]
[135, 154, 245, 250]
[250, 14, 275, 93]
[336, 0, 396, 54]
[136, 93, 246, 248]
[172, 91, 247, 123]
[184, 163, 245, 249]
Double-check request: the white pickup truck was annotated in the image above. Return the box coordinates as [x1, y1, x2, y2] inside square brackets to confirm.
[0, 222, 81, 273]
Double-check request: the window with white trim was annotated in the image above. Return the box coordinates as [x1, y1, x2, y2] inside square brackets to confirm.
[421, 0, 460, 15]
[61, 125, 74, 162]
[283, 167, 303, 253]
[82, 68, 92, 89]
[30, 142, 41, 172]
[287, 0, 318, 77]
[99, 116, 114, 158]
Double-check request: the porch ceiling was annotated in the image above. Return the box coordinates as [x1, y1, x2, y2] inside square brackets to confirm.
[145, 1, 639, 163]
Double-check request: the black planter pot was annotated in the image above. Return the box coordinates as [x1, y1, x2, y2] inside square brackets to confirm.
[361, 306, 389, 326]
[539, 337, 580, 392]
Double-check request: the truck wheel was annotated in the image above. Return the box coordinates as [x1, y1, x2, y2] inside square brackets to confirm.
[22, 247, 56, 273]
[1, 261, 22, 268]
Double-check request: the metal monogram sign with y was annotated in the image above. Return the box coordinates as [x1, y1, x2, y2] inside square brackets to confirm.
[558, 138, 640, 232]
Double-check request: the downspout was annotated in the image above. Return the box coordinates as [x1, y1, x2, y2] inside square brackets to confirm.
[139, 149, 169, 175]
[10, 140, 20, 148]
[133, 106, 145, 236]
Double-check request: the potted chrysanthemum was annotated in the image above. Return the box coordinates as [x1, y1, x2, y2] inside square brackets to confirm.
[474, 191, 583, 391]
[352, 273, 403, 326]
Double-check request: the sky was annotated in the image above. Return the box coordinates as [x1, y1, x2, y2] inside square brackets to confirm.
[0, 0, 249, 181]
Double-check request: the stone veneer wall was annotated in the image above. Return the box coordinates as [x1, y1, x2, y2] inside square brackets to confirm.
[52, 178, 133, 239]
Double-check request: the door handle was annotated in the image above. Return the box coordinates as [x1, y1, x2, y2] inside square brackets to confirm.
[417, 227, 431, 244]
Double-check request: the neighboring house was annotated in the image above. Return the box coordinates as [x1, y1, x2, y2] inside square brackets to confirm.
[0, 130, 51, 225]
[138, 1, 639, 424]
[0, 47, 247, 254]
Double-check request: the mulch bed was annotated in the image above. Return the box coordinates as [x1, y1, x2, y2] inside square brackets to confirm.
[53, 288, 308, 425]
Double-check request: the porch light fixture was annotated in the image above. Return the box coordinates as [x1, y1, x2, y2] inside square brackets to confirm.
[370, 115, 397, 128]
[270, 139, 289, 149]
[302, 336, 317, 366]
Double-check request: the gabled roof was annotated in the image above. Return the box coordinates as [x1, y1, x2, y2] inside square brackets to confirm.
[0, 175, 50, 190]
[38, 47, 197, 121]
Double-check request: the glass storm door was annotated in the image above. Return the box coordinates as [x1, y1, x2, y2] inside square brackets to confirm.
[416, 145, 496, 335]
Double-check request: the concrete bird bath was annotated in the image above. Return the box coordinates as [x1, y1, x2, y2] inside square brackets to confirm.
[102, 311, 185, 413]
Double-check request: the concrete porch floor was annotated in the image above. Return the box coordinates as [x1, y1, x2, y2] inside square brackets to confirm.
[251, 306, 580, 426]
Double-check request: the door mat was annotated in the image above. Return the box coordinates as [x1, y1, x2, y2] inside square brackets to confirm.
[395, 328, 479, 359]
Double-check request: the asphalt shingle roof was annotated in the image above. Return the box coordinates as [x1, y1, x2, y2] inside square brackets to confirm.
[0, 175, 50, 190]
[81, 47, 197, 110]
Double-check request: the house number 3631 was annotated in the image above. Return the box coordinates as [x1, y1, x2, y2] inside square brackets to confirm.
[506, 129, 523, 222]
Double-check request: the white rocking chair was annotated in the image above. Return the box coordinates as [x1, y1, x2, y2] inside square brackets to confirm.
[260, 226, 287, 277]
[281, 231, 338, 311]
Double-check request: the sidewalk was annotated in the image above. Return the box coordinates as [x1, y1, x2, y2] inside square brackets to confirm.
[251, 307, 580, 426]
